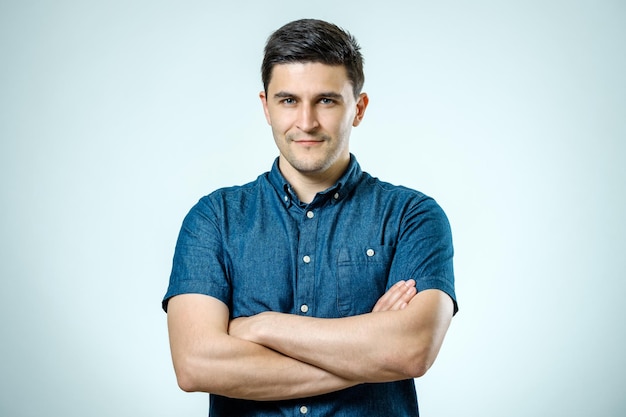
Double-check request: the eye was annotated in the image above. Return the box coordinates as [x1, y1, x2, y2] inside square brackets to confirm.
[319, 98, 335, 105]
[281, 97, 296, 105]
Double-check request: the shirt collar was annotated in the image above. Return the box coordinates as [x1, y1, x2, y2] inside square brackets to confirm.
[267, 154, 363, 208]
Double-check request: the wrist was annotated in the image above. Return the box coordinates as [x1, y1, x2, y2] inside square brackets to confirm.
[252, 311, 277, 345]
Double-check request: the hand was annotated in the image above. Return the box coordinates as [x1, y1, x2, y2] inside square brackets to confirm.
[229, 280, 417, 340]
[372, 279, 417, 313]
[228, 313, 270, 343]
[228, 315, 253, 341]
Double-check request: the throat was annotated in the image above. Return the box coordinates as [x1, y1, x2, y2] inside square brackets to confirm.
[277, 153, 349, 203]
[285, 168, 340, 204]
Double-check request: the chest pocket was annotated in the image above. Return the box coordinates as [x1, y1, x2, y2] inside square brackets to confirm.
[336, 245, 395, 317]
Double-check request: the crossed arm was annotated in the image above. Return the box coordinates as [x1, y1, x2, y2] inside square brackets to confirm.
[166, 279, 453, 401]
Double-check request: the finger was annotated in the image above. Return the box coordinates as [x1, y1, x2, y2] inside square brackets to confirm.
[385, 283, 416, 311]
[392, 285, 417, 310]
[372, 280, 407, 312]
[373, 280, 416, 312]
[397, 280, 417, 309]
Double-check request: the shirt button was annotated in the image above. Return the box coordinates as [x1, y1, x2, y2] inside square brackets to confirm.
[306, 210, 314, 219]
[284, 195, 289, 202]
[366, 248, 375, 257]
[333, 192, 340, 200]
[300, 305, 309, 313]
[303, 255, 311, 264]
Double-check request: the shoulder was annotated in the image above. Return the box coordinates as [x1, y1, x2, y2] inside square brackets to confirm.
[359, 172, 442, 209]
[177, 174, 270, 232]
[210, 173, 267, 199]
[192, 173, 269, 210]
[357, 172, 451, 230]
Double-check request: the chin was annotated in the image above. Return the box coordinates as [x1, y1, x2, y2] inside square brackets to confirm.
[292, 161, 329, 174]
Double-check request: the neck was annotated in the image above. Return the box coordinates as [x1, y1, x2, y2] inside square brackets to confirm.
[279, 157, 349, 204]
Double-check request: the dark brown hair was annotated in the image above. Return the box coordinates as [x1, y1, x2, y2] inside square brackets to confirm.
[261, 19, 364, 98]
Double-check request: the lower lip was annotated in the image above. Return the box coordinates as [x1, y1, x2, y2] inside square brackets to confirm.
[295, 141, 323, 146]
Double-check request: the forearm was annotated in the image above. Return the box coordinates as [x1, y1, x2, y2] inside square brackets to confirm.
[235, 311, 415, 382]
[174, 333, 357, 400]
[231, 289, 453, 383]
[167, 294, 357, 401]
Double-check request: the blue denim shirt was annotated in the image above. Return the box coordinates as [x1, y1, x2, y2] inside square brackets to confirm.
[163, 155, 457, 417]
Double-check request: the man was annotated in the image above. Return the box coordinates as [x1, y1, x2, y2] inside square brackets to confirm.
[163, 18, 458, 416]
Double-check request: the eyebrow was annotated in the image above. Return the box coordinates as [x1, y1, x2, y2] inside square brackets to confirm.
[273, 91, 345, 101]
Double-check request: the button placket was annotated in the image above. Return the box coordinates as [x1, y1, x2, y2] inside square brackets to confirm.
[296, 207, 318, 316]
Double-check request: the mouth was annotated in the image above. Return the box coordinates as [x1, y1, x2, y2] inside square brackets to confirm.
[290, 135, 326, 146]
[294, 139, 323, 146]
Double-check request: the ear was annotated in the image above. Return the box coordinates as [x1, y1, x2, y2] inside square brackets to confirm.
[259, 91, 272, 125]
[352, 93, 369, 127]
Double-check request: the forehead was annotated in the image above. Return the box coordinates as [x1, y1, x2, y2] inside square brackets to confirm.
[267, 62, 352, 95]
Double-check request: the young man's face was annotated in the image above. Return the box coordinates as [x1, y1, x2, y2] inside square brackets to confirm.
[260, 62, 368, 180]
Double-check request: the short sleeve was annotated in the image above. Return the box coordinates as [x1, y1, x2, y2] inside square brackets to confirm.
[162, 197, 231, 312]
[388, 196, 458, 315]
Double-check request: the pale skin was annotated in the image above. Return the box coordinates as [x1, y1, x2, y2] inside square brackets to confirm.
[168, 280, 424, 400]
[260, 62, 368, 203]
[167, 62, 454, 400]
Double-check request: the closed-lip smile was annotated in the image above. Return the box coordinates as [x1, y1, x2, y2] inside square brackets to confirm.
[292, 136, 325, 144]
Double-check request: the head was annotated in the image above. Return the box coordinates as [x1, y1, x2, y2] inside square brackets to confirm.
[259, 20, 369, 197]
[261, 19, 365, 99]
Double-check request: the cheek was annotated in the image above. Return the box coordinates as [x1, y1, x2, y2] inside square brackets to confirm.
[337, 114, 356, 136]
[267, 110, 293, 132]
[270, 124, 283, 142]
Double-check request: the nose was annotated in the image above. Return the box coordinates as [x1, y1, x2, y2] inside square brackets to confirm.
[295, 103, 320, 132]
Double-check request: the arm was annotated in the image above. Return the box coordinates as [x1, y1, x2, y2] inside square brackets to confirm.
[167, 280, 419, 400]
[164, 199, 354, 400]
[229, 285, 453, 382]
[167, 293, 357, 400]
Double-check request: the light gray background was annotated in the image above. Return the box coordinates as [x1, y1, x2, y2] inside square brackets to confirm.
[1, 1, 624, 416]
